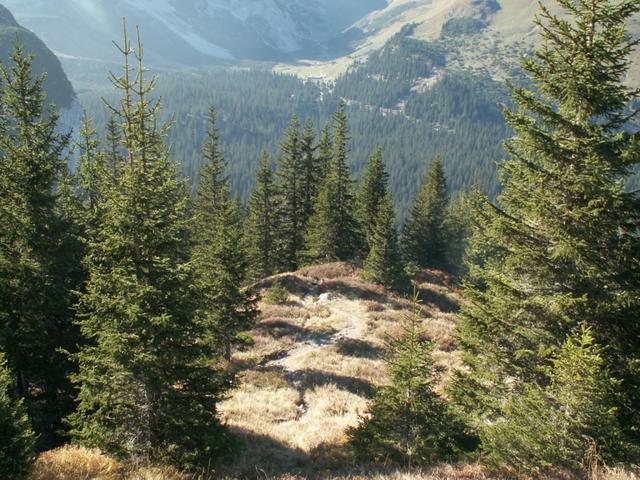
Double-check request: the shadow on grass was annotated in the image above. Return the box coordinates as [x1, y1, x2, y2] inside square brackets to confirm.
[416, 287, 460, 314]
[288, 368, 377, 398]
[335, 337, 384, 360]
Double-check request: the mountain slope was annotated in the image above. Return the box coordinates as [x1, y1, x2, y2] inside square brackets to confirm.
[0, 3, 76, 110]
[3, 0, 386, 65]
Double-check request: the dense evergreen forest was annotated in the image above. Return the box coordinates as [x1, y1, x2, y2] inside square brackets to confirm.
[79, 25, 512, 221]
[1, 0, 640, 478]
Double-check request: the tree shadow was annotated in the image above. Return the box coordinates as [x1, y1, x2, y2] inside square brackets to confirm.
[335, 337, 384, 360]
[288, 368, 377, 398]
[416, 287, 460, 314]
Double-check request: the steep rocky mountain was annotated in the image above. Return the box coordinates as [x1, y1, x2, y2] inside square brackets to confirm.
[3, 0, 386, 65]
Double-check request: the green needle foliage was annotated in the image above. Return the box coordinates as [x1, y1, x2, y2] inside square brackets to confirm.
[482, 326, 627, 474]
[275, 114, 305, 271]
[401, 156, 449, 270]
[348, 291, 461, 466]
[0, 352, 35, 479]
[357, 146, 389, 248]
[246, 152, 280, 280]
[0, 42, 82, 447]
[453, 0, 640, 454]
[305, 101, 363, 262]
[363, 192, 408, 292]
[69, 27, 230, 468]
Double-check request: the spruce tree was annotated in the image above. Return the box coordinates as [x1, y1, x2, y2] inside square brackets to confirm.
[246, 152, 279, 280]
[0, 353, 35, 479]
[0, 43, 81, 447]
[348, 292, 460, 466]
[194, 196, 257, 361]
[316, 124, 332, 184]
[443, 191, 471, 275]
[305, 102, 362, 261]
[357, 146, 389, 248]
[191, 104, 257, 361]
[452, 0, 640, 442]
[300, 117, 318, 227]
[482, 326, 627, 473]
[104, 115, 123, 180]
[275, 114, 304, 271]
[193, 107, 228, 239]
[69, 28, 230, 467]
[401, 155, 448, 270]
[363, 192, 408, 292]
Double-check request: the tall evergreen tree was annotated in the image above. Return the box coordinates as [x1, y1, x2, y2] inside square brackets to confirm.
[69, 28, 230, 467]
[305, 102, 362, 261]
[0, 352, 35, 479]
[300, 117, 318, 227]
[275, 114, 304, 271]
[357, 146, 389, 247]
[363, 192, 408, 292]
[316, 124, 333, 184]
[193, 107, 228, 240]
[0, 43, 81, 447]
[104, 115, 123, 180]
[246, 152, 279, 280]
[191, 110, 257, 361]
[348, 292, 461, 466]
[401, 155, 448, 269]
[452, 0, 640, 444]
[443, 191, 471, 275]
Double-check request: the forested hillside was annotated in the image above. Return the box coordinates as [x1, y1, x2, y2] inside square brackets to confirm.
[80, 25, 512, 218]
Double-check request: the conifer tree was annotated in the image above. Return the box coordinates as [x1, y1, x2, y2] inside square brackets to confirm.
[452, 0, 640, 441]
[305, 102, 362, 261]
[349, 292, 460, 466]
[401, 156, 448, 269]
[69, 28, 230, 467]
[443, 191, 471, 275]
[275, 114, 304, 271]
[194, 107, 228, 240]
[194, 195, 257, 361]
[363, 192, 408, 292]
[0, 43, 81, 446]
[482, 326, 627, 473]
[246, 152, 279, 280]
[300, 117, 318, 227]
[191, 104, 257, 361]
[357, 146, 389, 247]
[0, 353, 35, 479]
[316, 124, 332, 183]
[105, 115, 123, 179]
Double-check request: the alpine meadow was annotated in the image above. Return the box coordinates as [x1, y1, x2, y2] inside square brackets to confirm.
[1, 0, 640, 479]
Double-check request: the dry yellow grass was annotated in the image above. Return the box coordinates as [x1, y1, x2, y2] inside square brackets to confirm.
[29, 263, 636, 479]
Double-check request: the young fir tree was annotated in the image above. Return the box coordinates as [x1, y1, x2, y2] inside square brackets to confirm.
[192, 105, 257, 361]
[275, 114, 305, 271]
[305, 102, 362, 261]
[363, 192, 408, 292]
[193, 107, 228, 237]
[0, 43, 81, 447]
[0, 353, 35, 479]
[401, 155, 449, 270]
[452, 0, 640, 445]
[246, 152, 279, 280]
[482, 326, 626, 473]
[316, 124, 333, 184]
[348, 292, 460, 466]
[357, 146, 389, 248]
[69, 28, 230, 467]
[300, 117, 318, 227]
[443, 191, 471, 276]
